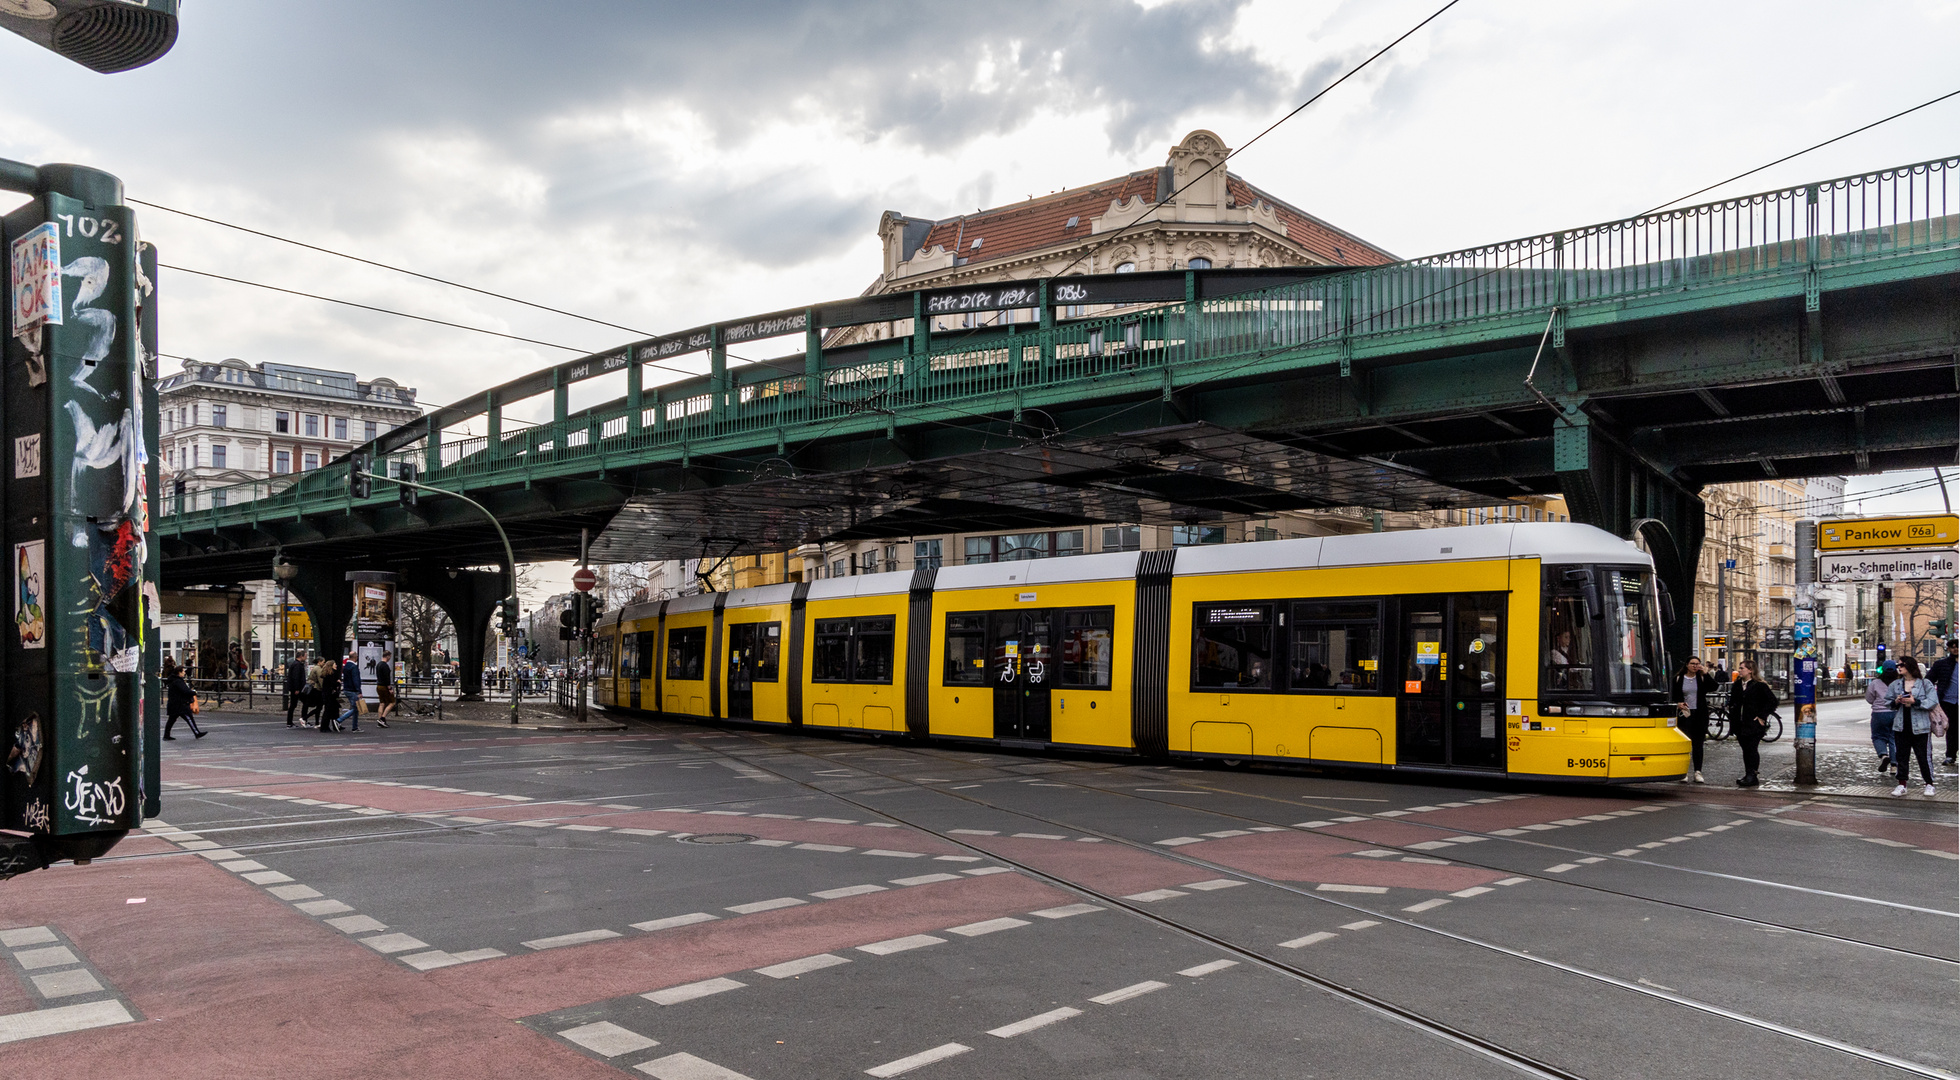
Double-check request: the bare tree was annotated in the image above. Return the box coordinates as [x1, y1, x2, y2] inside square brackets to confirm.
[397, 593, 453, 678]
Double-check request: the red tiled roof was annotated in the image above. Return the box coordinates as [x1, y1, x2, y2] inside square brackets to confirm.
[902, 167, 1394, 273]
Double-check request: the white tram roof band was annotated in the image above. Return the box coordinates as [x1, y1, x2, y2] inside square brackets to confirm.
[603, 523, 1650, 626]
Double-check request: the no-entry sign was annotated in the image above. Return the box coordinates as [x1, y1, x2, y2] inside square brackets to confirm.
[572, 567, 597, 592]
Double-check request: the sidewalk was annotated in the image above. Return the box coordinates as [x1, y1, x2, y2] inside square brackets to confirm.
[1687, 697, 1958, 803]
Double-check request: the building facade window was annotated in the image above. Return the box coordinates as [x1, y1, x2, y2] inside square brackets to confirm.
[964, 530, 1085, 564]
[303, 414, 319, 436]
[1188, 257, 1212, 269]
[211, 444, 226, 469]
[333, 417, 348, 440]
[1114, 261, 1136, 273]
[275, 411, 290, 433]
[1102, 525, 1141, 552]
[1173, 525, 1227, 546]
[303, 452, 319, 471]
[364, 420, 377, 441]
[275, 450, 291, 473]
[914, 539, 943, 569]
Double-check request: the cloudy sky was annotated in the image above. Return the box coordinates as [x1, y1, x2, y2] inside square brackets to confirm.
[5, 0, 1956, 521]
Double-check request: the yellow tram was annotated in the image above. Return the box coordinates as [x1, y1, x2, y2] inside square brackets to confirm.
[593, 523, 1690, 783]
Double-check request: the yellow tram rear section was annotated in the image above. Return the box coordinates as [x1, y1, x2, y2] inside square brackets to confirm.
[593, 523, 1688, 785]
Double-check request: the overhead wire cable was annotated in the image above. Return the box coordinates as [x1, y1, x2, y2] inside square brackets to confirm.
[132, 197, 655, 336]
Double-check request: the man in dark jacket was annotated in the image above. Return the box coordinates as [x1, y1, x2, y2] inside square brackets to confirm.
[1930, 638, 1958, 766]
[334, 653, 364, 733]
[283, 655, 309, 727]
[1672, 656, 1719, 784]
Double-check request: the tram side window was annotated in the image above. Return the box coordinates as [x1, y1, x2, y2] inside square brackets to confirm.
[1060, 608, 1115, 689]
[755, 623, 781, 681]
[1546, 592, 1595, 691]
[1288, 602, 1380, 692]
[1193, 604, 1274, 689]
[944, 614, 987, 685]
[666, 626, 707, 681]
[854, 616, 896, 684]
[812, 619, 853, 682]
[595, 635, 616, 680]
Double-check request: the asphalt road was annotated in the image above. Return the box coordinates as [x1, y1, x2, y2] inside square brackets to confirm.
[2, 707, 1954, 1079]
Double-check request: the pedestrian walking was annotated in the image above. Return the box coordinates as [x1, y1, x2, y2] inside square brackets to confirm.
[1888, 656, 1940, 797]
[1729, 660, 1777, 788]
[1866, 661, 1899, 775]
[162, 658, 205, 740]
[374, 654, 396, 727]
[283, 653, 309, 727]
[317, 654, 343, 732]
[1929, 638, 1958, 768]
[1673, 656, 1717, 784]
[334, 653, 364, 732]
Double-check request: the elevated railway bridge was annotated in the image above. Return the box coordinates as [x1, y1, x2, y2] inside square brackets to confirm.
[158, 156, 1960, 696]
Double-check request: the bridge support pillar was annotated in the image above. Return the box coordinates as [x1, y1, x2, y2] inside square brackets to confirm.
[396, 567, 506, 701]
[1554, 412, 1705, 672]
[284, 562, 357, 662]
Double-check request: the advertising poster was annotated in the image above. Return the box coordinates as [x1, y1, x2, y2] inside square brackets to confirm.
[14, 540, 44, 650]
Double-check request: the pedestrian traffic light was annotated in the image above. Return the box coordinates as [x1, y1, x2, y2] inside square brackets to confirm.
[0, 0, 180, 73]
[397, 462, 417, 506]
[349, 453, 371, 498]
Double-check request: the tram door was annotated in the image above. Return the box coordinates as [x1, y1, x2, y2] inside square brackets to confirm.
[633, 630, 654, 709]
[990, 609, 1053, 741]
[727, 623, 760, 720]
[1396, 594, 1506, 769]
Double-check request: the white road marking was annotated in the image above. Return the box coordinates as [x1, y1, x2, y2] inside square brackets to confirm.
[796, 843, 854, 853]
[961, 867, 1014, 876]
[450, 948, 505, 962]
[325, 915, 388, 934]
[0, 927, 55, 947]
[267, 884, 322, 900]
[946, 917, 1030, 937]
[523, 929, 622, 950]
[948, 829, 998, 835]
[812, 885, 888, 900]
[0, 999, 135, 1044]
[1177, 959, 1239, 977]
[1403, 899, 1452, 913]
[1030, 904, 1101, 919]
[616, 828, 668, 837]
[359, 933, 430, 954]
[1451, 887, 1494, 898]
[808, 817, 858, 825]
[559, 1020, 660, 1057]
[988, 1006, 1082, 1038]
[558, 824, 611, 832]
[863, 850, 926, 858]
[890, 874, 960, 886]
[1340, 920, 1381, 930]
[1090, 980, 1168, 1004]
[632, 913, 719, 932]
[1154, 837, 1204, 846]
[1123, 889, 1188, 903]
[13, 946, 77, 970]
[932, 855, 982, 862]
[1294, 821, 1334, 828]
[1183, 879, 1246, 891]
[242, 871, 294, 885]
[1494, 877, 1528, 886]
[218, 860, 268, 872]
[30, 969, 103, 998]
[756, 953, 852, 979]
[1013, 833, 1067, 840]
[748, 839, 794, 847]
[859, 934, 946, 955]
[295, 899, 354, 916]
[726, 898, 807, 914]
[865, 1043, 971, 1077]
[1544, 864, 1581, 873]
[1316, 884, 1387, 894]
[399, 950, 467, 971]
[1278, 931, 1337, 948]
[636, 1050, 758, 1079]
[642, 977, 747, 1006]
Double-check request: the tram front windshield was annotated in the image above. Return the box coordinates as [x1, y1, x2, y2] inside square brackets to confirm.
[1544, 565, 1665, 697]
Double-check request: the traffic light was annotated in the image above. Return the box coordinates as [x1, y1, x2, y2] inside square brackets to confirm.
[0, 0, 180, 73]
[1932, 618, 1950, 641]
[499, 597, 518, 634]
[558, 606, 576, 641]
[349, 453, 371, 498]
[582, 598, 600, 638]
[397, 461, 417, 506]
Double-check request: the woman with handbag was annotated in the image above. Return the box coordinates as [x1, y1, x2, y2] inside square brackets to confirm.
[1888, 656, 1939, 797]
[1730, 661, 1777, 788]
[162, 658, 205, 740]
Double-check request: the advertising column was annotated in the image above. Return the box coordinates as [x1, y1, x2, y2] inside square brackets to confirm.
[347, 571, 397, 704]
[1793, 520, 1818, 785]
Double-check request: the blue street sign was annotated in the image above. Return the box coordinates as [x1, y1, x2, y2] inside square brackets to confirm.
[1725, 558, 1737, 570]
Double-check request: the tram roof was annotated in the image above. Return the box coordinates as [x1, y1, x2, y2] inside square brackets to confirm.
[604, 523, 1649, 624]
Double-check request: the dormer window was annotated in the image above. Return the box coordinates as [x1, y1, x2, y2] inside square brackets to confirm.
[1188, 257, 1212, 270]
[1065, 216, 1079, 229]
[1115, 261, 1136, 273]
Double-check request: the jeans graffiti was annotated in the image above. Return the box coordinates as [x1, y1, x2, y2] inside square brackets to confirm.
[63, 765, 125, 827]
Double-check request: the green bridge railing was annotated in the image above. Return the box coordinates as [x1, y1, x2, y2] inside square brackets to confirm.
[162, 154, 1960, 531]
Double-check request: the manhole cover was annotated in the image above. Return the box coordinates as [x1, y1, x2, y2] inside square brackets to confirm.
[679, 833, 756, 845]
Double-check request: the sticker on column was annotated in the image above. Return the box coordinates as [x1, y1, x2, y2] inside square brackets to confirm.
[13, 434, 40, 479]
[1505, 699, 1522, 715]
[14, 540, 45, 650]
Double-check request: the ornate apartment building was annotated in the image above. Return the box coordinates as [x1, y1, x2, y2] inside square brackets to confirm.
[158, 357, 420, 668]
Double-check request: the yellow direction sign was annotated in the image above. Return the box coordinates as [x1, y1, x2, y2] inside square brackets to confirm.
[1819, 514, 1958, 551]
[282, 602, 312, 642]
